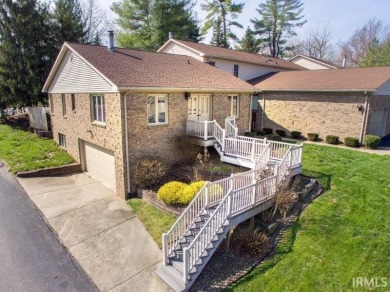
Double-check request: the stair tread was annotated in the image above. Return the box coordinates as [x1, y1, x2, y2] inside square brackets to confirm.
[156, 265, 185, 292]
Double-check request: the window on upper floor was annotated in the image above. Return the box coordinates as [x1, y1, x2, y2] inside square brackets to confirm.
[233, 64, 239, 77]
[147, 94, 168, 125]
[71, 94, 76, 111]
[229, 94, 239, 117]
[61, 94, 66, 116]
[91, 95, 105, 124]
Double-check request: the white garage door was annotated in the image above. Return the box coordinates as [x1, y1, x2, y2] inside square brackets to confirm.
[368, 109, 389, 136]
[84, 142, 116, 193]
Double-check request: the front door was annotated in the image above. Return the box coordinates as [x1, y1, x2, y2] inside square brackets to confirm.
[188, 94, 211, 121]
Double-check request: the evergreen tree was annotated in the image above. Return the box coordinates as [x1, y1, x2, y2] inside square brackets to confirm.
[210, 17, 228, 47]
[238, 27, 261, 53]
[201, 0, 244, 47]
[251, 0, 306, 58]
[52, 0, 85, 49]
[111, 0, 200, 50]
[0, 0, 54, 107]
[360, 39, 390, 67]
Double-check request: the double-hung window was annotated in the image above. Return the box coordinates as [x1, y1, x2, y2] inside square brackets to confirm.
[147, 94, 168, 125]
[58, 133, 66, 148]
[229, 94, 239, 117]
[91, 95, 105, 124]
[233, 64, 239, 77]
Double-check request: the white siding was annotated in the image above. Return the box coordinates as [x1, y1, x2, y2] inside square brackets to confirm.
[376, 80, 390, 95]
[211, 58, 280, 81]
[290, 57, 332, 70]
[160, 42, 204, 61]
[48, 51, 114, 93]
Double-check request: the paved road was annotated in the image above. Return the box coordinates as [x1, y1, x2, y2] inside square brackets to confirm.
[0, 162, 97, 292]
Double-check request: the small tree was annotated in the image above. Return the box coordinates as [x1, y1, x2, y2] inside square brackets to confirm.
[238, 27, 261, 53]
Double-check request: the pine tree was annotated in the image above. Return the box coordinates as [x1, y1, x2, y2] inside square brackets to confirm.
[251, 0, 306, 58]
[201, 0, 244, 47]
[361, 39, 390, 67]
[52, 0, 86, 49]
[111, 0, 201, 50]
[0, 0, 54, 107]
[210, 17, 228, 48]
[239, 27, 261, 53]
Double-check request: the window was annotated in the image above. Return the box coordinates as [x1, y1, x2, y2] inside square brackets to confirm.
[61, 94, 66, 116]
[91, 95, 105, 123]
[58, 133, 66, 148]
[229, 94, 239, 117]
[234, 64, 239, 77]
[71, 94, 76, 111]
[208, 61, 215, 66]
[49, 94, 54, 113]
[252, 95, 260, 111]
[147, 94, 167, 125]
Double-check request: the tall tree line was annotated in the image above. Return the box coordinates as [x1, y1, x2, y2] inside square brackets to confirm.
[0, 0, 107, 108]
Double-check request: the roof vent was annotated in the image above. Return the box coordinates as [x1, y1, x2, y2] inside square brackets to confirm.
[108, 31, 115, 52]
[342, 55, 347, 68]
[169, 32, 174, 39]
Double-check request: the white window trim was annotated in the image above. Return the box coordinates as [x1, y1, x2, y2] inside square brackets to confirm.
[229, 94, 239, 117]
[147, 94, 168, 126]
[91, 94, 105, 124]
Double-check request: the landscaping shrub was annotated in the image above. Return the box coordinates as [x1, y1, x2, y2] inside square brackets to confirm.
[134, 157, 168, 187]
[157, 181, 188, 205]
[266, 134, 282, 141]
[256, 130, 266, 136]
[326, 135, 339, 145]
[344, 137, 360, 148]
[208, 184, 224, 201]
[291, 131, 302, 139]
[307, 133, 319, 142]
[275, 129, 286, 137]
[274, 187, 298, 218]
[364, 135, 381, 149]
[262, 128, 273, 134]
[181, 181, 206, 204]
[232, 227, 269, 256]
[244, 131, 256, 137]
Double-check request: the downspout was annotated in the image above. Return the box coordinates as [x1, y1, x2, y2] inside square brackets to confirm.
[261, 92, 266, 130]
[249, 93, 254, 132]
[123, 94, 131, 195]
[359, 91, 370, 144]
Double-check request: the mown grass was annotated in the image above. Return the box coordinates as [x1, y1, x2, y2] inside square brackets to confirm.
[127, 198, 177, 248]
[228, 144, 390, 291]
[0, 124, 74, 173]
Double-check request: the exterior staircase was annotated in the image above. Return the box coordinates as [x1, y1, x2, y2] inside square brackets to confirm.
[156, 118, 303, 291]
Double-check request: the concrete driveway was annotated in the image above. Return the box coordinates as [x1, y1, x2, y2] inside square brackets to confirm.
[17, 173, 171, 292]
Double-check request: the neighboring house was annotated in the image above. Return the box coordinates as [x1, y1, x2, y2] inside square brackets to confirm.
[249, 67, 390, 141]
[43, 42, 255, 198]
[288, 54, 341, 70]
[158, 38, 304, 81]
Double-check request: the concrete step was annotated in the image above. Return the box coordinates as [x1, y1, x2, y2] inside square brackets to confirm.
[156, 264, 185, 292]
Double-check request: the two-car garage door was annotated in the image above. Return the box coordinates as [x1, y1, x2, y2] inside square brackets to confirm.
[84, 142, 116, 193]
[368, 109, 389, 137]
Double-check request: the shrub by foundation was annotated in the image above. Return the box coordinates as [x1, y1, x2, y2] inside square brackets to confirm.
[262, 128, 273, 134]
[134, 157, 168, 187]
[181, 181, 205, 204]
[344, 137, 360, 148]
[364, 135, 381, 149]
[266, 134, 282, 141]
[157, 181, 188, 205]
[326, 135, 339, 145]
[244, 131, 256, 137]
[256, 130, 266, 136]
[291, 131, 302, 139]
[307, 133, 319, 142]
[275, 129, 286, 137]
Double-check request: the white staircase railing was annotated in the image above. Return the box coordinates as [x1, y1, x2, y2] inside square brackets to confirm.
[225, 117, 238, 138]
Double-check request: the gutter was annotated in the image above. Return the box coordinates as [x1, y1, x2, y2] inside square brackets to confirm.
[117, 86, 255, 93]
[359, 91, 371, 144]
[257, 89, 377, 93]
[123, 94, 131, 195]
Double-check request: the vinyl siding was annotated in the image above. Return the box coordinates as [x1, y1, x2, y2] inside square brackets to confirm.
[375, 80, 390, 95]
[160, 42, 204, 61]
[290, 57, 333, 70]
[48, 50, 115, 93]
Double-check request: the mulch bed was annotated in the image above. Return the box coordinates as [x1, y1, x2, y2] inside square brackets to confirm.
[190, 176, 323, 291]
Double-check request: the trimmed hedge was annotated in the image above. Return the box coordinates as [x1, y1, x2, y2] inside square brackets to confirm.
[291, 131, 302, 139]
[157, 181, 188, 205]
[181, 181, 206, 203]
[364, 135, 381, 149]
[326, 135, 339, 145]
[344, 137, 360, 148]
[262, 128, 273, 134]
[244, 131, 256, 137]
[256, 130, 266, 136]
[266, 134, 282, 141]
[307, 133, 319, 142]
[275, 129, 286, 137]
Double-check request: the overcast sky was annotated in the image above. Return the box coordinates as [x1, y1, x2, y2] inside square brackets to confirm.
[98, 0, 390, 47]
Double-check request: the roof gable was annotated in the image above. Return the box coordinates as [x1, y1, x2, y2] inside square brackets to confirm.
[289, 54, 340, 69]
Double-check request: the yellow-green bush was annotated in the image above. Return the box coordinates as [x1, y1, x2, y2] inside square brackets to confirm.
[182, 181, 206, 204]
[157, 181, 188, 205]
[208, 184, 224, 202]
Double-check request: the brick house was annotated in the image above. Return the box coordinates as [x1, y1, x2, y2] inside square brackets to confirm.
[43, 42, 255, 198]
[248, 67, 390, 141]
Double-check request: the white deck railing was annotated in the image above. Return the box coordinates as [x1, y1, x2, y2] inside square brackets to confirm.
[186, 120, 214, 140]
[225, 117, 238, 138]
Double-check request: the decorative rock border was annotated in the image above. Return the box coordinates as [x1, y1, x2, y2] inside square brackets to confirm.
[16, 163, 82, 178]
[136, 188, 185, 216]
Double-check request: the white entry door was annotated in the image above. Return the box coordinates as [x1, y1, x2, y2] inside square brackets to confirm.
[84, 142, 116, 193]
[188, 94, 211, 121]
[368, 109, 389, 136]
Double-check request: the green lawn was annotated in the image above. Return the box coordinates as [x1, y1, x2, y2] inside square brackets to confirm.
[228, 144, 390, 291]
[0, 124, 74, 173]
[127, 198, 177, 248]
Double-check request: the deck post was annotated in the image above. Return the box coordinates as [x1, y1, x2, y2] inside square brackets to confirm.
[249, 217, 255, 230]
[204, 121, 208, 140]
[251, 139, 256, 161]
[225, 228, 233, 252]
[183, 248, 189, 283]
[162, 233, 168, 265]
[264, 137, 268, 144]
[222, 129, 226, 152]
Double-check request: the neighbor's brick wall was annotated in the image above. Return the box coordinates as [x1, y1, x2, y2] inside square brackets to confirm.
[258, 92, 366, 140]
[212, 93, 251, 134]
[368, 95, 390, 135]
[125, 92, 251, 192]
[50, 93, 127, 198]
